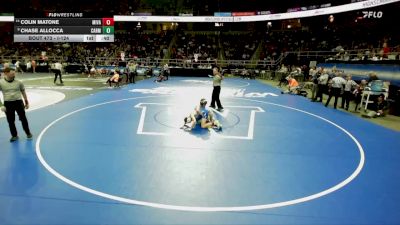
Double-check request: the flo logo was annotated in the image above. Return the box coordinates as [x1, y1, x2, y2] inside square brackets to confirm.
[362, 11, 383, 18]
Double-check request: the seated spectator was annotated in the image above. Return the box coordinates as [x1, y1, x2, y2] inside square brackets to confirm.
[106, 69, 121, 87]
[362, 94, 388, 118]
[240, 69, 250, 79]
[88, 67, 97, 78]
[277, 64, 289, 87]
[281, 75, 299, 94]
[367, 71, 379, 83]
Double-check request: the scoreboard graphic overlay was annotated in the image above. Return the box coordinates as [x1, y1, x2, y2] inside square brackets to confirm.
[14, 13, 114, 42]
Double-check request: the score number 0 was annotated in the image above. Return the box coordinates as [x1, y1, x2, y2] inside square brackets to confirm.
[102, 18, 114, 34]
[102, 18, 114, 26]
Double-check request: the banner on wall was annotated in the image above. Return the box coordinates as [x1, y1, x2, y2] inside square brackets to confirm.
[318, 62, 400, 86]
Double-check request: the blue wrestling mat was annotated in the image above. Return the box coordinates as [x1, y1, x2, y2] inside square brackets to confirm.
[0, 77, 399, 224]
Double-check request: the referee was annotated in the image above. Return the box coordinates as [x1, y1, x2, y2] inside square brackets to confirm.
[209, 67, 224, 111]
[0, 68, 33, 142]
[53, 61, 63, 84]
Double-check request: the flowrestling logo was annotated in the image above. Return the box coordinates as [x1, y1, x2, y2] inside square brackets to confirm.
[47, 13, 83, 18]
[362, 0, 396, 8]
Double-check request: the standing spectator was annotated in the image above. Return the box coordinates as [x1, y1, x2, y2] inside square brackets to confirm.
[325, 74, 346, 109]
[163, 63, 170, 80]
[209, 67, 224, 111]
[302, 65, 309, 82]
[382, 42, 390, 59]
[3, 62, 10, 71]
[309, 66, 319, 101]
[26, 60, 32, 72]
[31, 59, 36, 73]
[53, 61, 63, 84]
[315, 68, 329, 102]
[341, 75, 358, 110]
[0, 68, 33, 142]
[277, 64, 288, 87]
[15, 60, 23, 73]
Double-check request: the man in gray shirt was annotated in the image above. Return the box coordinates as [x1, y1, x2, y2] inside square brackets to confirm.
[0, 68, 32, 142]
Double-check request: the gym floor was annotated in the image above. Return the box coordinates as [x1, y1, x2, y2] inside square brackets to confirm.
[0, 73, 399, 225]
